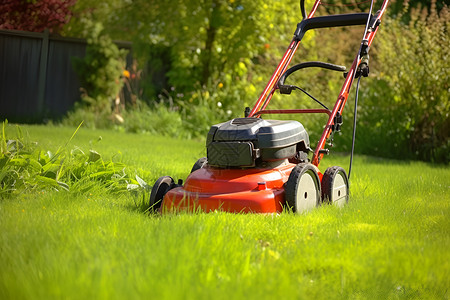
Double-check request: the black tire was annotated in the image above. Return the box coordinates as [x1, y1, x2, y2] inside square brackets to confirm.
[190, 157, 207, 174]
[321, 166, 349, 207]
[285, 163, 321, 213]
[149, 176, 174, 212]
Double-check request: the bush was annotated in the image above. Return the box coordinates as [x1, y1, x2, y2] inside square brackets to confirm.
[62, 105, 116, 129]
[359, 2, 449, 163]
[122, 102, 185, 137]
[178, 75, 260, 138]
[72, 19, 128, 114]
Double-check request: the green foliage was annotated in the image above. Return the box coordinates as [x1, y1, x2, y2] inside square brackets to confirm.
[125, 0, 305, 95]
[61, 105, 116, 129]
[72, 19, 128, 114]
[60, 0, 448, 163]
[62, 75, 260, 139]
[0, 121, 140, 198]
[62, 0, 126, 39]
[0, 120, 74, 196]
[179, 76, 262, 137]
[121, 102, 185, 137]
[359, 3, 449, 162]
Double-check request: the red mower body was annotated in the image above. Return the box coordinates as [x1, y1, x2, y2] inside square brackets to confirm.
[161, 162, 325, 213]
[162, 163, 300, 213]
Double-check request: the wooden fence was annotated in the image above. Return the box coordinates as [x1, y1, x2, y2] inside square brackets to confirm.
[0, 29, 131, 123]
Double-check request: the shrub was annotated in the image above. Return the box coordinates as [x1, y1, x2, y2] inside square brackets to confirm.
[179, 75, 260, 138]
[72, 19, 128, 115]
[122, 102, 185, 137]
[62, 106, 115, 129]
[359, 2, 449, 163]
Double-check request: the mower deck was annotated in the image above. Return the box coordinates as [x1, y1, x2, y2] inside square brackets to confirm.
[162, 162, 301, 213]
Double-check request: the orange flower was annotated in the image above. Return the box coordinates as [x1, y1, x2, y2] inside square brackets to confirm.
[123, 70, 130, 78]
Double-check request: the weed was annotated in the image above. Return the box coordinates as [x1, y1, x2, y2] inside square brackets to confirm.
[0, 121, 142, 198]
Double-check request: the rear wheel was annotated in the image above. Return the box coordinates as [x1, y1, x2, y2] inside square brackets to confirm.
[285, 163, 321, 213]
[321, 166, 349, 207]
[149, 176, 174, 212]
[190, 157, 207, 173]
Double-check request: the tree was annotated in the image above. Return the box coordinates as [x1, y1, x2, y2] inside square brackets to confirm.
[117, 0, 305, 93]
[0, 0, 77, 33]
[61, 0, 125, 38]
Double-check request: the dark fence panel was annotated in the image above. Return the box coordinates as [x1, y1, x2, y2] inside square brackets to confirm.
[44, 38, 86, 120]
[0, 32, 43, 122]
[0, 29, 131, 123]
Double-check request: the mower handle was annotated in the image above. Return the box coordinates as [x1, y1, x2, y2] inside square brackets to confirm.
[300, 0, 307, 20]
[294, 13, 374, 41]
[278, 61, 346, 87]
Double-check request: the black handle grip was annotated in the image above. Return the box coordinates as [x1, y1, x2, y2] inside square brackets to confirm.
[278, 61, 346, 87]
[294, 13, 372, 41]
[300, 0, 306, 20]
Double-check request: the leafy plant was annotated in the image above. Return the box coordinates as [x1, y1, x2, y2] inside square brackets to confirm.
[0, 121, 142, 198]
[72, 19, 128, 115]
[1, 120, 70, 196]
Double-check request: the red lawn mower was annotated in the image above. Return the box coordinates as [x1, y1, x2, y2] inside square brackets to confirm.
[150, 0, 390, 214]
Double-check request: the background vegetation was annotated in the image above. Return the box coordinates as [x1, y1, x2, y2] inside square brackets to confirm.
[2, 0, 449, 163]
[64, 0, 449, 163]
[359, 1, 449, 162]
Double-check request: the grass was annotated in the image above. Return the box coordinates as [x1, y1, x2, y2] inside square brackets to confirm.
[1, 124, 449, 299]
[12, 124, 205, 181]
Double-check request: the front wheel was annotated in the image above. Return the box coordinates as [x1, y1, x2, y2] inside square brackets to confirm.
[190, 157, 207, 174]
[321, 166, 349, 207]
[285, 163, 321, 213]
[149, 176, 174, 213]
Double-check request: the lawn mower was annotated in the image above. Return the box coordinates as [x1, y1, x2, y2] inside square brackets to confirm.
[149, 0, 390, 214]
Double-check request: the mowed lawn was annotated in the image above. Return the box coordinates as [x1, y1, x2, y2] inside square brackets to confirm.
[1, 124, 449, 299]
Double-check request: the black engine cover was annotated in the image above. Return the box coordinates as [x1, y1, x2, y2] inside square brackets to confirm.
[206, 118, 310, 167]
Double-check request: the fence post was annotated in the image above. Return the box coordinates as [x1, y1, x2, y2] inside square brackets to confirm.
[37, 29, 49, 117]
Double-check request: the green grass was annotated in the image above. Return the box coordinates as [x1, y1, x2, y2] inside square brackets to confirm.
[1, 124, 449, 299]
[13, 124, 205, 182]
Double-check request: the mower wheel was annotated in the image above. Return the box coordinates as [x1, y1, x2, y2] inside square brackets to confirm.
[285, 163, 321, 213]
[149, 176, 174, 212]
[321, 166, 349, 207]
[190, 157, 207, 173]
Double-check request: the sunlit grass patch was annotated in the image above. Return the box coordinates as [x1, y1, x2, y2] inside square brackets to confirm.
[1, 124, 448, 299]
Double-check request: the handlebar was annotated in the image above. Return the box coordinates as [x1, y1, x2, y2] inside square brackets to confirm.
[300, 0, 307, 20]
[278, 61, 346, 87]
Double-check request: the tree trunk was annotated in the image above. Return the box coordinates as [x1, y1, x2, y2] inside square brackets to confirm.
[201, 0, 220, 85]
